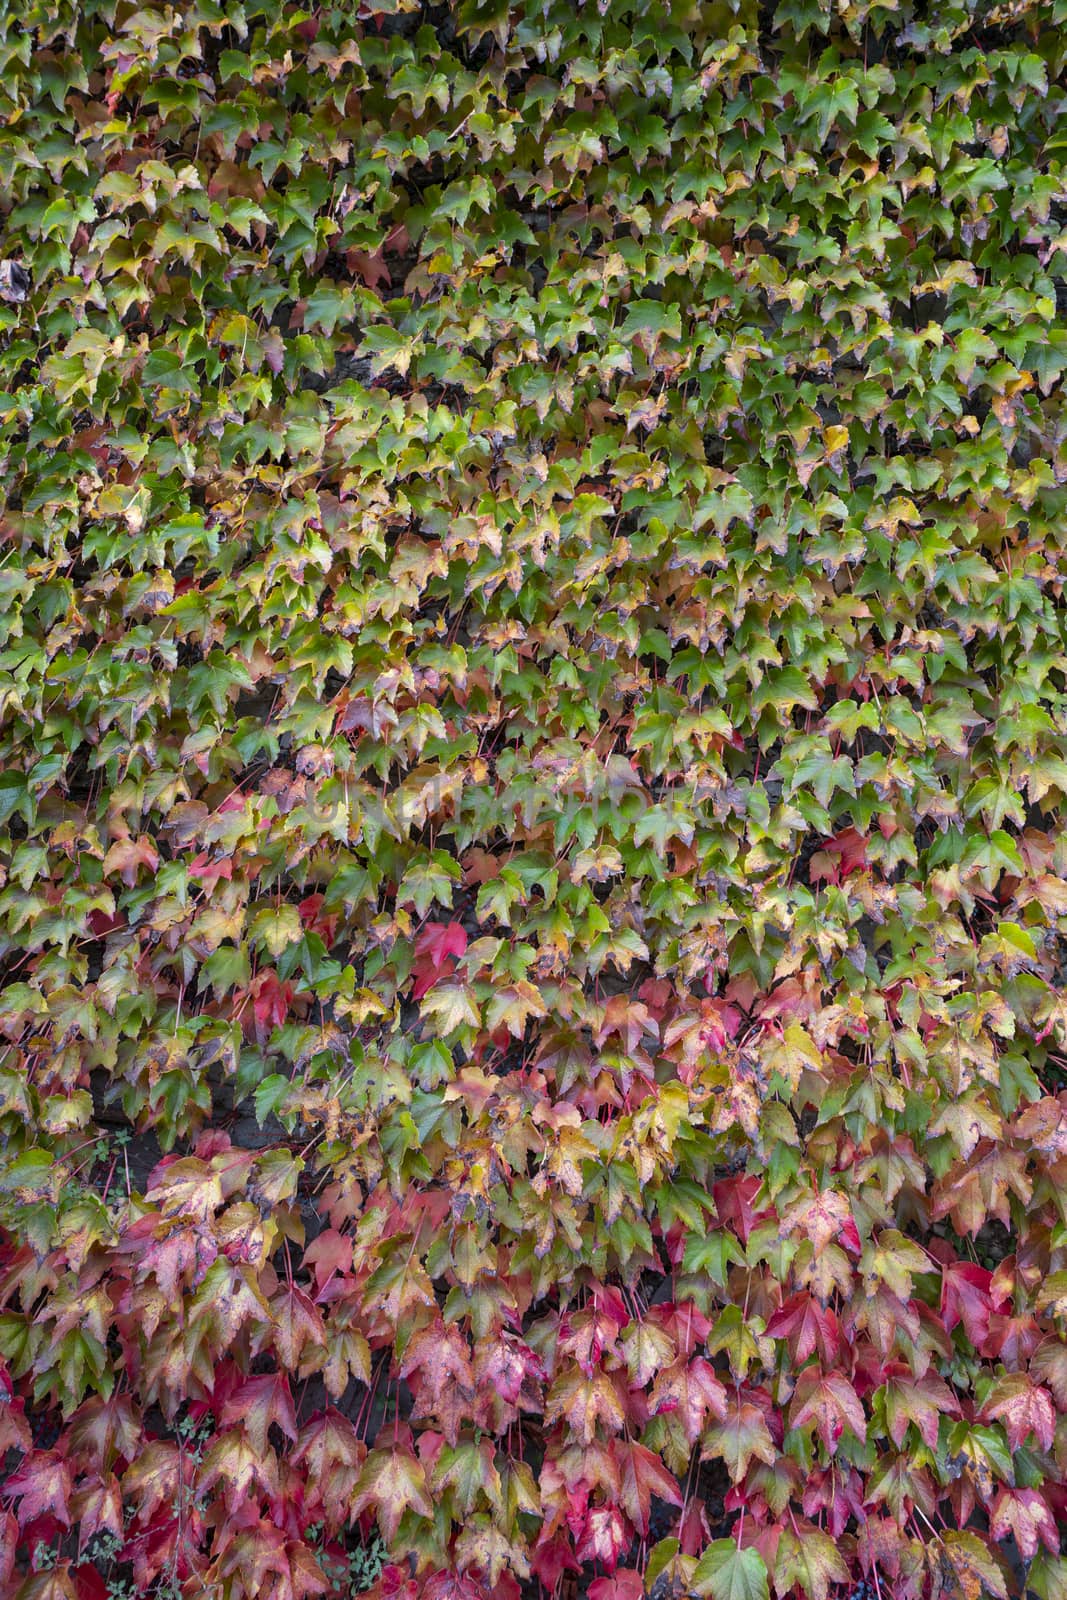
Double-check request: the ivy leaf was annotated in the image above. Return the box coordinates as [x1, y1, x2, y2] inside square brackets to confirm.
[882, 1370, 960, 1451]
[772, 1528, 849, 1600]
[545, 1368, 627, 1445]
[989, 1488, 1058, 1562]
[419, 983, 482, 1035]
[979, 1374, 1055, 1453]
[431, 1438, 502, 1518]
[291, 1410, 366, 1532]
[691, 1541, 769, 1600]
[649, 1358, 728, 1445]
[220, 1373, 297, 1455]
[199, 1429, 281, 1511]
[456, 1513, 530, 1584]
[702, 1395, 779, 1483]
[612, 1439, 682, 1537]
[351, 1448, 434, 1543]
[940, 1532, 1008, 1600]
[5, 1450, 73, 1527]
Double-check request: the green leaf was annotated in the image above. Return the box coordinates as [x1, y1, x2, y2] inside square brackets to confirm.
[691, 1541, 769, 1600]
[253, 1074, 292, 1125]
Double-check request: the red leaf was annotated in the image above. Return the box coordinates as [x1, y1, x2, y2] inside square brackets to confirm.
[292, 1410, 366, 1533]
[416, 920, 468, 970]
[940, 1258, 994, 1350]
[187, 852, 233, 889]
[412, 921, 468, 997]
[251, 970, 295, 1035]
[649, 1358, 728, 1445]
[989, 1488, 1058, 1560]
[809, 828, 868, 884]
[298, 893, 340, 944]
[677, 1498, 712, 1556]
[712, 1175, 770, 1245]
[303, 1228, 354, 1294]
[790, 1369, 866, 1454]
[612, 1439, 681, 1536]
[6, 1450, 73, 1528]
[765, 1292, 841, 1367]
[0, 1509, 16, 1590]
[575, 1504, 632, 1571]
[399, 1320, 475, 1445]
[272, 1284, 327, 1371]
[220, 1373, 297, 1455]
[589, 1571, 644, 1600]
[530, 1532, 580, 1588]
[979, 1373, 1055, 1452]
[72, 1567, 109, 1600]
[421, 1573, 490, 1600]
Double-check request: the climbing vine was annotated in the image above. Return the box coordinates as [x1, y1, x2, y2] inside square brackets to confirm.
[2, 1, 1067, 1598]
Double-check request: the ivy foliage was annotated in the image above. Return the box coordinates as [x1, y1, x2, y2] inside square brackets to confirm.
[3, 0, 1067, 1597]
